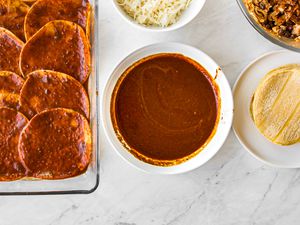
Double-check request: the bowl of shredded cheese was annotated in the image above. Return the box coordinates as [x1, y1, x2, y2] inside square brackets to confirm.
[113, 0, 206, 31]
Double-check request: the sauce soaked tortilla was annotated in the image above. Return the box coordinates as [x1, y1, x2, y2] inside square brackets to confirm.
[0, 27, 24, 75]
[20, 20, 91, 83]
[24, 0, 91, 40]
[18, 108, 92, 179]
[111, 53, 220, 166]
[0, 71, 24, 110]
[19, 70, 90, 119]
[0, 107, 27, 181]
[0, 0, 29, 41]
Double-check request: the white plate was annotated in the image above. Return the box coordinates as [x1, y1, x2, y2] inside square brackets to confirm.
[233, 50, 300, 168]
[102, 42, 233, 174]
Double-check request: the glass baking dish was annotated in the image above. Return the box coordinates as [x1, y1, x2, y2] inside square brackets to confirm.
[0, 0, 100, 195]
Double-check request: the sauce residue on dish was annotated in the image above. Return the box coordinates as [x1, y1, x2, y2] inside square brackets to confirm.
[111, 53, 220, 166]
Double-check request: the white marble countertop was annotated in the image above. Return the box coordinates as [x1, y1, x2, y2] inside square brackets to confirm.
[1, 1, 300, 225]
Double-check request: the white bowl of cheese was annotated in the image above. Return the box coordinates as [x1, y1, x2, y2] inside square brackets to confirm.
[112, 0, 206, 32]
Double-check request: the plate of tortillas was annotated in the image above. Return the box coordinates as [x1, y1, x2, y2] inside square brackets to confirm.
[233, 50, 300, 168]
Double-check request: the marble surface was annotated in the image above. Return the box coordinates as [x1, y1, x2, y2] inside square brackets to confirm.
[1, 0, 300, 225]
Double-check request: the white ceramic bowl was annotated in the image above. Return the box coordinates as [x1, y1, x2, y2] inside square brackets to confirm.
[112, 0, 206, 32]
[102, 43, 233, 174]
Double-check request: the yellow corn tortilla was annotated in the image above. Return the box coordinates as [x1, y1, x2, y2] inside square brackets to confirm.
[251, 64, 300, 145]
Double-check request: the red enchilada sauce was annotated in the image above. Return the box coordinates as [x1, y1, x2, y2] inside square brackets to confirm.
[111, 54, 220, 166]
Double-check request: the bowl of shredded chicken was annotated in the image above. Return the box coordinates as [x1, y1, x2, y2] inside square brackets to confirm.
[113, 0, 206, 31]
[238, 0, 300, 52]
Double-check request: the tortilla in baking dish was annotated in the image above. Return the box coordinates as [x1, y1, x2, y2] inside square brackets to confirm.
[0, 27, 24, 75]
[20, 20, 91, 83]
[0, 0, 29, 41]
[0, 107, 27, 181]
[19, 70, 90, 119]
[251, 64, 300, 145]
[0, 71, 24, 110]
[24, 0, 91, 40]
[18, 108, 92, 179]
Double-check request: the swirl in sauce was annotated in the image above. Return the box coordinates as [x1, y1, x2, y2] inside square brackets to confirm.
[111, 53, 220, 166]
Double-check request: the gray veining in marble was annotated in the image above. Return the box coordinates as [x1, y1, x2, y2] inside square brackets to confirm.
[0, 0, 299, 225]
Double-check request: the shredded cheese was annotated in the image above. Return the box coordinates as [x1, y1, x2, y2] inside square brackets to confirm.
[117, 0, 192, 27]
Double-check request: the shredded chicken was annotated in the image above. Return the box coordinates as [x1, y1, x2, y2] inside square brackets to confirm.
[245, 0, 300, 40]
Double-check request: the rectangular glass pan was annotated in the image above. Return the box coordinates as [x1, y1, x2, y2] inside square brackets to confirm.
[0, 0, 99, 195]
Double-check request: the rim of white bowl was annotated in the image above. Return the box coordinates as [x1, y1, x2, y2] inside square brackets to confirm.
[111, 0, 207, 32]
[101, 42, 234, 174]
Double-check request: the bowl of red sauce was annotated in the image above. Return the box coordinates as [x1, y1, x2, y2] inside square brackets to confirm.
[102, 43, 233, 174]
